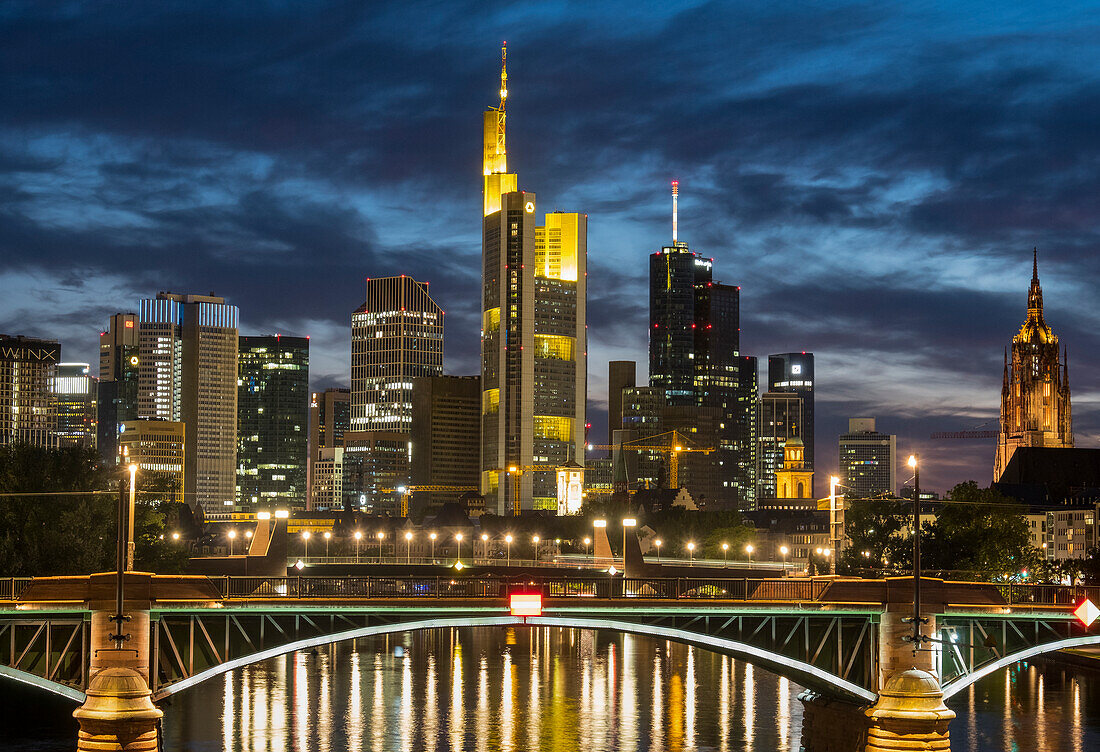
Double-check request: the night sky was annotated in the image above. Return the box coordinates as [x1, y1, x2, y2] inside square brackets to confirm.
[3, 2, 1099, 494]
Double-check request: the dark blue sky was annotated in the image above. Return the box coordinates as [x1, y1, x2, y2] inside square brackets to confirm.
[3, 1, 1099, 493]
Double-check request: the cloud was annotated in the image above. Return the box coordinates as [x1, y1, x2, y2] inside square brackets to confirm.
[2, 1, 1100, 492]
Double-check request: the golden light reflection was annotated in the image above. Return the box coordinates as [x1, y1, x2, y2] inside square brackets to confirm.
[348, 650, 362, 752]
[719, 655, 730, 752]
[371, 653, 384, 752]
[651, 651, 665, 752]
[451, 640, 465, 750]
[401, 648, 413, 751]
[778, 675, 790, 749]
[685, 646, 697, 749]
[424, 650, 438, 750]
[501, 647, 515, 752]
[743, 662, 755, 751]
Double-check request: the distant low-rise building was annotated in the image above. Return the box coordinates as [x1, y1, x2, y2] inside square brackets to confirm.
[839, 418, 896, 498]
[119, 419, 185, 504]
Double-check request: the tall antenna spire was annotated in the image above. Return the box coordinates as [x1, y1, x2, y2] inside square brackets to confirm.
[499, 41, 508, 111]
[671, 180, 679, 243]
[496, 42, 507, 169]
[1032, 247, 1038, 282]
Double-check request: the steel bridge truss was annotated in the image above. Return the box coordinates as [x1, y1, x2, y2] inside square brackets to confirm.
[0, 613, 87, 700]
[937, 613, 1099, 698]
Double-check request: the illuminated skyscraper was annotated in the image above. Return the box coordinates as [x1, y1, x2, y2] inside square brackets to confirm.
[97, 313, 139, 463]
[138, 292, 239, 511]
[237, 335, 309, 510]
[0, 335, 59, 448]
[349, 276, 442, 512]
[757, 391, 804, 499]
[839, 418, 896, 498]
[994, 251, 1072, 480]
[648, 183, 755, 508]
[351, 276, 443, 432]
[768, 352, 815, 494]
[53, 363, 97, 449]
[481, 44, 587, 514]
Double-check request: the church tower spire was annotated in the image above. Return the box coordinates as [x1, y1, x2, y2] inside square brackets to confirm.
[994, 250, 1073, 481]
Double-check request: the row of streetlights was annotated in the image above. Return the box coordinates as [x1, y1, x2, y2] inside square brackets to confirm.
[300, 530, 555, 564]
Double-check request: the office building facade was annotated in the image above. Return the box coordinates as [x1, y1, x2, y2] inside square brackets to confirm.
[53, 363, 97, 449]
[607, 360, 636, 446]
[118, 419, 185, 504]
[410, 375, 480, 510]
[97, 313, 139, 463]
[237, 335, 309, 510]
[994, 252, 1073, 480]
[138, 293, 239, 510]
[0, 335, 60, 448]
[480, 47, 587, 513]
[307, 388, 351, 509]
[757, 391, 804, 499]
[351, 276, 443, 432]
[768, 353, 815, 495]
[839, 418, 896, 498]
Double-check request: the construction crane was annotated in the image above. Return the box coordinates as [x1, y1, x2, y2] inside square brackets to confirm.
[930, 430, 997, 439]
[501, 465, 552, 517]
[382, 485, 479, 518]
[586, 430, 714, 490]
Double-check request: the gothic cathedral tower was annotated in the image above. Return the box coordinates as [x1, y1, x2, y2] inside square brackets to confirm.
[994, 251, 1072, 480]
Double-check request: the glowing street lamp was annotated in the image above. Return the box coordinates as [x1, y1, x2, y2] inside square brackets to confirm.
[906, 453, 926, 648]
[245, 529, 253, 541]
[583, 536, 591, 561]
[171, 532, 180, 541]
[353, 530, 362, 562]
[532, 534, 540, 561]
[126, 463, 138, 570]
[324, 530, 332, 557]
[376, 531, 385, 560]
[505, 534, 513, 565]
[481, 533, 489, 561]
[721, 542, 729, 565]
[779, 545, 789, 568]
[745, 543, 754, 563]
[301, 530, 311, 559]
[227, 529, 237, 556]
[654, 539, 662, 563]
[687, 541, 695, 566]
[406, 531, 413, 564]
[429, 532, 437, 562]
[455, 532, 464, 564]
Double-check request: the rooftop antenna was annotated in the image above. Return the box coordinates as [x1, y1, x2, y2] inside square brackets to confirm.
[672, 180, 679, 244]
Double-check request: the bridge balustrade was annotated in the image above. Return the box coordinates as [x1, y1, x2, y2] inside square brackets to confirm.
[205, 575, 835, 602]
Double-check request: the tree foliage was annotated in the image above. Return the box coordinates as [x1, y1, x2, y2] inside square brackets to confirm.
[0, 444, 189, 576]
[839, 480, 1040, 581]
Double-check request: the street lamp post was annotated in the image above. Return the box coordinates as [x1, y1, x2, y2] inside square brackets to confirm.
[622, 518, 636, 571]
[455, 533, 463, 563]
[780, 545, 789, 569]
[583, 536, 591, 562]
[907, 454, 926, 648]
[324, 531, 332, 557]
[505, 534, 513, 565]
[301, 531, 310, 560]
[721, 542, 729, 565]
[654, 539, 662, 563]
[481, 533, 489, 563]
[376, 531, 385, 561]
[406, 531, 413, 564]
[687, 541, 695, 566]
[126, 463, 138, 570]
[829, 474, 843, 570]
[429, 532, 437, 562]
[354, 531, 362, 562]
[745, 543, 753, 563]
[228, 529, 237, 556]
[532, 535, 540, 562]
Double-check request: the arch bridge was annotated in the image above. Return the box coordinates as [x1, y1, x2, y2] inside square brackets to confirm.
[1, 573, 1097, 707]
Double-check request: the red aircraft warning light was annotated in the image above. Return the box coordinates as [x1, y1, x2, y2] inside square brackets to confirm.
[510, 592, 542, 617]
[1074, 598, 1099, 628]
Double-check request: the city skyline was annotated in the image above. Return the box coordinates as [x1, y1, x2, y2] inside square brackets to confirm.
[3, 3, 1100, 493]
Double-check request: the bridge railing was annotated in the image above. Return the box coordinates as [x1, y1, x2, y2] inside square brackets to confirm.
[994, 583, 1100, 606]
[0, 577, 33, 602]
[210, 575, 834, 602]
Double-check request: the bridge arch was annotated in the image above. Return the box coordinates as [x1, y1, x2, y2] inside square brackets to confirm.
[151, 614, 876, 704]
[941, 633, 1100, 699]
[0, 664, 85, 703]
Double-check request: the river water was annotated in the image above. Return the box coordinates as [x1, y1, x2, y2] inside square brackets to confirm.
[2, 627, 1098, 750]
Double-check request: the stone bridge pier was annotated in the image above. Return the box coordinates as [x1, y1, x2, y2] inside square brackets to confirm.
[73, 573, 161, 752]
[800, 578, 956, 752]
